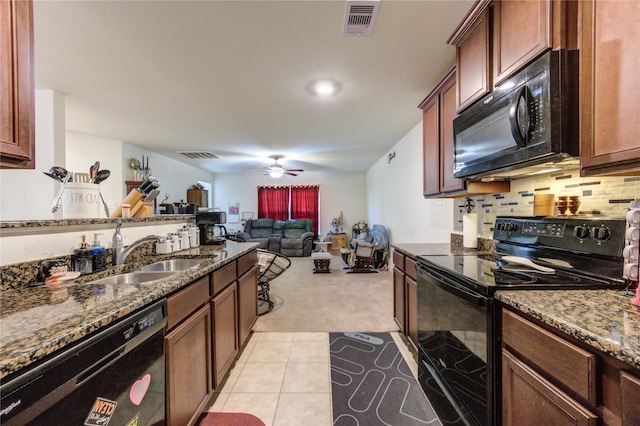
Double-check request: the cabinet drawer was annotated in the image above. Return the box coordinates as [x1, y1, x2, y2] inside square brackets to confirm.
[502, 309, 596, 405]
[405, 256, 417, 280]
[167, 277, 209, 330]
[502, 350, 598, 426]
[211, 261, 236, 296]
[393, 250, 405, 271]
[237, 250, 257, 277]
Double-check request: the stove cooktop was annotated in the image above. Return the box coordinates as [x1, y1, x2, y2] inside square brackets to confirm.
[418, 253, 626, 294]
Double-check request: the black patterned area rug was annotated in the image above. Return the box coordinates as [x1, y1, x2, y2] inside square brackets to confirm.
[330, 332, 442, 426]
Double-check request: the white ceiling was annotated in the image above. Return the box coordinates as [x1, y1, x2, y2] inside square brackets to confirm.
[33, 0, 473, 175]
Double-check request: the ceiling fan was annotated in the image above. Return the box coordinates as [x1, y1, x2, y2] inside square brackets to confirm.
[248, 156, 304, 178]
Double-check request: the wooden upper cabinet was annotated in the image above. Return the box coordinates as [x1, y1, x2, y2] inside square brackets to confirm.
[419, 69, 462, 196]
[449, 0, 576, 111]
[439, 75, 462, 193]
[1, 0, 35, 169]
[421, 97, 439, 196]
[579, 0, 640, 176]
[493, 0, 551, 86]
[449, 3, 491, 112]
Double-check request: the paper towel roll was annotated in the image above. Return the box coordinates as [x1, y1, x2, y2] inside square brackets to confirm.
[463, 213, 478, 249]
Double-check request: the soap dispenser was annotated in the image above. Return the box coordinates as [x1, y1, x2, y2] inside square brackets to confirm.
[73, 235, 93, 275]
[91, 233, 107, 272]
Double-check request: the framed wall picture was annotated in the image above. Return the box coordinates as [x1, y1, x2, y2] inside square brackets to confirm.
[228, 203, 240, 223]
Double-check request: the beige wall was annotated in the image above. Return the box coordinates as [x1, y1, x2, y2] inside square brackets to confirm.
[366, 122, 455, 245]
[211, 172, 367, 238]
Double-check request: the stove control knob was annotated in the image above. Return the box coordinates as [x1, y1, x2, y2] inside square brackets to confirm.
[573, 226, 590, 239]
[496, 222, 506, 231]
[592, 226, 611, 241]
[505, 223, 517, 232]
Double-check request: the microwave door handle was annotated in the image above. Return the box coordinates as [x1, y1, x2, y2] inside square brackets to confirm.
[509, 85, 533, 147]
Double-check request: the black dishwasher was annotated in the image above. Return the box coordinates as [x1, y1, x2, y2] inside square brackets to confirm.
[1, 299, 167, 426]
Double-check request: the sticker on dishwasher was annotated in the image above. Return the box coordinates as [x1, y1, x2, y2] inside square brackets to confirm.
[129, 374, 151, 405]
[125, 413, 140, 426]
[84, 397, 117, 426]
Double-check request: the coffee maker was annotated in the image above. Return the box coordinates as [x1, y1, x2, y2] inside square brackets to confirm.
[196, 211, 227, 245]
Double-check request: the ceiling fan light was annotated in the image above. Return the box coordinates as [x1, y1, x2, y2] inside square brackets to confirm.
[269, 168, 284, 178]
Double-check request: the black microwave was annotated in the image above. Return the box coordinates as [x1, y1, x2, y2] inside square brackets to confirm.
[453, 49, 579, 180]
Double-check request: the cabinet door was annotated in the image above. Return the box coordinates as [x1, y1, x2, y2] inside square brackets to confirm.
[493, 0, 551, 86]
[621, 371, 640, 425]
[237, 266, 258, 347]
[456, 7, 490, 110]
[579, 0, 640, 176]
[392, 266, 405, 332]
[0, 0, 35, 169]
[212, 282, 238, 388]
[165, 305, 212, 426]
[439, 74, 463, 193]
[406, 275, 418, 351]
[502, 350, 598, 426]
[422, 98, 440, 197]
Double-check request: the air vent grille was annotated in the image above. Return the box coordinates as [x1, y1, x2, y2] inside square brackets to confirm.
[177, 151, 222, 159]
[343, 1, 379, 37]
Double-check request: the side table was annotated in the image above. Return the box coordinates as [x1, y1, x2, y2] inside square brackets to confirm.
[329, 233, 347, 255]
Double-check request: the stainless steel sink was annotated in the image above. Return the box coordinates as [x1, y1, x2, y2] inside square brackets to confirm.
[136, 258, 206, 272]
[90, 271, 176, 286]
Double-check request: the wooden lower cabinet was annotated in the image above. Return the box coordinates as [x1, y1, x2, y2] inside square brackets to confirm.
[621, 372, 640, 425]
[501, 307, 640, 425]
[165, 304, 212, 426]
[393, 250, 419, 350]
[237, 265, 258, 347]
[392, 266, 405, 333]
[212, 282, 238, 388]
[406, 275, 417, 351]
[502, 350, 597, 426]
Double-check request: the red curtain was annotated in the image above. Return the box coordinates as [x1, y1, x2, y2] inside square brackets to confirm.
[257, 186, 289, 221]
[291, 185, 320, 235]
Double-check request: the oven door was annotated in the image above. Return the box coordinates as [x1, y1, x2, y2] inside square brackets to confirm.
[417, 261, 493, 426]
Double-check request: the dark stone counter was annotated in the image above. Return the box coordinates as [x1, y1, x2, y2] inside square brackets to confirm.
[496, 289, 640, 369]
[0, 242, 257, 380]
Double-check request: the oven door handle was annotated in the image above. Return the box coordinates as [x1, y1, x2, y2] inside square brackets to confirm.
[418, 263, 488, 309]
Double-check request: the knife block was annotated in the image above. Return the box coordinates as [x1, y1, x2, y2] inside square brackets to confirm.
[132, 201, 153, 217]
[110, 189, 143, 218]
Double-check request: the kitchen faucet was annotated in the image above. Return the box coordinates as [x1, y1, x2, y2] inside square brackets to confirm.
[112, 221, 165, 266]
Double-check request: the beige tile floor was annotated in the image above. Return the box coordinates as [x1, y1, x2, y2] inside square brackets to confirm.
[208, 331, 418, 426]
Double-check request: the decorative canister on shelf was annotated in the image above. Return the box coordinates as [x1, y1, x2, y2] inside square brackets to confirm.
[62, 183, 101, 218]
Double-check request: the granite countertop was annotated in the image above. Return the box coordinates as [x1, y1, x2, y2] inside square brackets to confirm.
[392, 237, 495, 259]
[0, 241, 257, 380]
[392, 243, 455, 258]
[496, 289, 640, 369]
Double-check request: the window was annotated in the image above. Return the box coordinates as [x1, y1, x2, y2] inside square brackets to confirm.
[257, 185, 319, 234]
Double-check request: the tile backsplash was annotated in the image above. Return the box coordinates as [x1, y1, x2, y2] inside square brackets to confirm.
[454, 169, 639, 239]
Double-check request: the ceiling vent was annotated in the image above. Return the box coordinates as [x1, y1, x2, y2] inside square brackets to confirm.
[343, 1, 379, 37]
[177, 151, 222, 160]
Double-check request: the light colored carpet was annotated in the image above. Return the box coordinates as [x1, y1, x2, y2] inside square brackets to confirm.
[253, 254, 399, 332]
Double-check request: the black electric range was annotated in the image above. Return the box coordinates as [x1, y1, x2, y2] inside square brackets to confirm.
[415, 216, 630, 426]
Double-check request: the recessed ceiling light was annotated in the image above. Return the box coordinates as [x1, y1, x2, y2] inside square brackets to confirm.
[310, 79, 341, 96]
